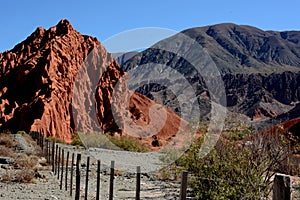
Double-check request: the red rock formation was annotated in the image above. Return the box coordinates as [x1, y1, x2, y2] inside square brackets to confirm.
[0, 19, 186, 147]
[0, 19, 112, 142]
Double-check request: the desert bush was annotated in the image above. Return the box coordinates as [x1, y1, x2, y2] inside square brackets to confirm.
[0, 131, 16, 157]
[77, 132, 117, 149]
[160, 125, 291, 200]
[47, 136, 64, 144]
[14, 154, 38, 170]
[0, 145, 15, 157]
[108, 135, 149, 152]
[14, 170, 35, 183]
[71, 132, 83, 146]
[1, 170, 35, 183]
[78, 132, 149, 152]
[0, 133, 15, 147]
[0, 172, 13, 183]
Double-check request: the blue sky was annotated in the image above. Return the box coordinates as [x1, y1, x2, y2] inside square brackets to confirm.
[1, 0, 299, 52]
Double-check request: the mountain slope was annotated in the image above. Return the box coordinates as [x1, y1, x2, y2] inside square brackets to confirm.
[182, 23, 300, 74]
[121, 23, 300, 123]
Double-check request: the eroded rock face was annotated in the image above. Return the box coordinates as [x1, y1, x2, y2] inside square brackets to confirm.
[0, 19, 112, 142]
[0, 20, 185, 146]
[223, 72, 300, 119]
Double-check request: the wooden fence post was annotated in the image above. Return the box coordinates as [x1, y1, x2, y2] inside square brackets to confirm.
[109, 160, 115, 200]
[41, 132, 44, 151]
[57, 147, 61, 179]
[47, 140, 50, 163]
[273, 174, 291, 200]
[39, 132, 42, 148]
[65, 151, 69, 191]
[60, 149, 64, 190]
[36, 132, 39, 146]
[136, 166, 141, 200]
[48, 141, 51, 164]
[55, 144, 58, 175]
[75, 154, 81, 200]
[52, 141, 55, 172]
[37, 132, 39, 145]
[85, 156, 90, 200]
[70, 153, 74, 196]
[180, 171, 188, 200]
[45, 140, 48, 163]
[96, 160, 101, 200]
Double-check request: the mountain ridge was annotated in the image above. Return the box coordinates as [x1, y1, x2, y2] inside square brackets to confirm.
[121, 23, 300, 125]
[181, 23, 300, 74]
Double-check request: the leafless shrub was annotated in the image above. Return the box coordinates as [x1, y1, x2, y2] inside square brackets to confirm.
[0, 145, 15, 157]
[14, 170, 35, 183]
[14, 154, 38, 170]
[0, 133, 15, 147]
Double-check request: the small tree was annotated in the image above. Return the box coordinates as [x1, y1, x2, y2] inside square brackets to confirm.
[170, 125, 291, 200]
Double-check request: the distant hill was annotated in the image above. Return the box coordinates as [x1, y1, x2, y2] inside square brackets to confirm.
[112, 51, 138, 66]
[121, 23, 300, 126]
[183, 23, 300, 74]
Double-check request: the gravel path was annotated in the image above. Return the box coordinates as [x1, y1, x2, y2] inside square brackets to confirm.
[56, 144, 181, 199]
[0, 135, 182, 200]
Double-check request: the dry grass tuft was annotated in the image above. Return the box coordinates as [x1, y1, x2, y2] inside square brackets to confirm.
[14, 170, 35, 183]
[0, 131, 43, 183]
[0, 145, 15, 157]
[1, 170, 36, 183]
[0, 133, 15, 147]
[14, 154, 38, 170]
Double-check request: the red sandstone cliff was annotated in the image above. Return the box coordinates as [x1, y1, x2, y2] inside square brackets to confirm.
[0, 19, 107, 142]
[0, 19, 186, 146]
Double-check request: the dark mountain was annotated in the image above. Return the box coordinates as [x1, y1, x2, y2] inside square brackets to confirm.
[182, 23, 300, 74]
[121, 23, 300, 124]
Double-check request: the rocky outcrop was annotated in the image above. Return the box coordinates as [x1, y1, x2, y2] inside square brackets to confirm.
[0, 19, 109, 141]
[223, 71, 300, 119]
[0, 20, 185, 145]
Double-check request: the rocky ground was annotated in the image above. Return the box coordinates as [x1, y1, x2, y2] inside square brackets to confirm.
[1, 133, 299, 199]
[0, 169, 72, 200]
[0, 134, 182, 200]
[50, 144, 182, 200]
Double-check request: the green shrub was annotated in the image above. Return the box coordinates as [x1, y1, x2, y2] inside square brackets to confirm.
[47, 136, 64, 144]
[77, 132, 117, 149]
[77, 132, 149, 152]
[193, 133, 289, 199]
[160, 124, 291, 200]
[71, 132, 83, 146]
[108, 135, 149, 152]
[16, 131, 27, 135]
